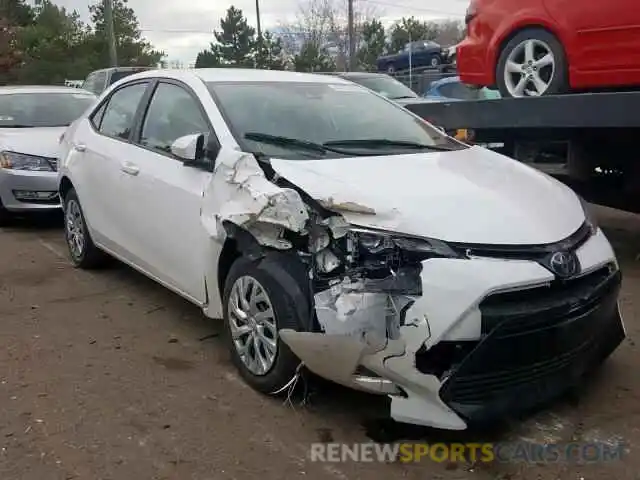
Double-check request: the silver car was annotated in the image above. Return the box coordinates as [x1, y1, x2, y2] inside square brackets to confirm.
[0, 86, 96, 224]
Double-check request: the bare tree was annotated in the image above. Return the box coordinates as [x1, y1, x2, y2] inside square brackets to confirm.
[281, 0, 381, 70]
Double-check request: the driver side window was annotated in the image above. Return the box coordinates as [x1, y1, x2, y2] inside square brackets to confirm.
[140, 82, 210, 157]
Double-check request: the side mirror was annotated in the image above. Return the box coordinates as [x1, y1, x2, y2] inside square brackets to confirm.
[171, 133, 205, 162]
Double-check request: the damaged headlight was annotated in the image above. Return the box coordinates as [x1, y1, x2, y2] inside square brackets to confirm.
[349, 227, 460, 260]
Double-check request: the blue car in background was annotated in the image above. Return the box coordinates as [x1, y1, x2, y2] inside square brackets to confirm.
[424, 76, 501, 101]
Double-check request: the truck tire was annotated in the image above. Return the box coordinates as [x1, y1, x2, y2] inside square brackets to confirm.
[496, 28, 568, 98]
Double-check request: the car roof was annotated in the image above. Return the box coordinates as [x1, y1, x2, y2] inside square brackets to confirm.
[0, 85, 96, 96]
[118, 68, 357, 85]
[333, 72, 392, 80]
[90, 66, 153, 74]
[429, 76, 461, 87]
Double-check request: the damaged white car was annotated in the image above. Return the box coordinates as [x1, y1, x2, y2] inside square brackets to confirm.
[57, 68, 626, 429]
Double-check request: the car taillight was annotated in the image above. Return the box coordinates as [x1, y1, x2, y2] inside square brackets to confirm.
[465, 1, 477, 24]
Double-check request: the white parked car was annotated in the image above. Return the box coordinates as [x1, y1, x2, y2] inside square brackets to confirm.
[57, 68, 625, 429]
[0, 86, 96, 224]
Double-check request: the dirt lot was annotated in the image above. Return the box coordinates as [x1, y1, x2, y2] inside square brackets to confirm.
[0, 205, 638, 480]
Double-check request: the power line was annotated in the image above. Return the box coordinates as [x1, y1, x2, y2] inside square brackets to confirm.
[358, 0, 465, 17]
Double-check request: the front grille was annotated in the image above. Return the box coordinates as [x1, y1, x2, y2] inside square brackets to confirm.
[439, 265, 624, 423]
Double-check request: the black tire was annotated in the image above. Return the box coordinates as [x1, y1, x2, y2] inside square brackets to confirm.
[0, 206, 10, 227]
[63, 188, 108, 269]
[429, 55, 441, 67]
[496, 28, 568, 98]
[222, 254, 308, 396]
[386, 63, 396, 74]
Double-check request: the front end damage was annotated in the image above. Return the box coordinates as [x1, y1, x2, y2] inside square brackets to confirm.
[205, 150, 626, 429]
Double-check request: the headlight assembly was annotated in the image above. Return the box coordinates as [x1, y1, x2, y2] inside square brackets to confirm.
[349, 226, 460, 260]
[578, 195, 598, 235]
[0, 151, 55, 171]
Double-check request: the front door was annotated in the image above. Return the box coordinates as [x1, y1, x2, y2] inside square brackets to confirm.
[118, 80, 217, 303]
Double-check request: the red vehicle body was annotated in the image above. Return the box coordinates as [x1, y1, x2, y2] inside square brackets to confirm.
[457, 0, 640, 96]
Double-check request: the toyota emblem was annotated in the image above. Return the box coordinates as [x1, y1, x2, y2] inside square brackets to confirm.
[548, 251, 579, 278]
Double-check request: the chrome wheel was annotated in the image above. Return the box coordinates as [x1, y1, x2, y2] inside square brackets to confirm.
[228, 276, 278, 376]
[504, 39, 555, 97]
[65, 199, 85, 259]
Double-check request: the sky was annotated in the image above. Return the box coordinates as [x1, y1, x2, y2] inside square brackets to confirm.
[47, 0, 469, 63]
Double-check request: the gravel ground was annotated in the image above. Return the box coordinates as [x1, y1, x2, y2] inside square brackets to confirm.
[0, 205, 637, 480]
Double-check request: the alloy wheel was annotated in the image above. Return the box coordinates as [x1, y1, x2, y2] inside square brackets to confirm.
[504, 39, 555, 97]
[65, 199, 85, 259]
[228, 275, 278, 376]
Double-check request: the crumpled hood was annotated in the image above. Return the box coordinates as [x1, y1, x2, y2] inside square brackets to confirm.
[0, 127, 65, 158]
[270, 146, 586, 245]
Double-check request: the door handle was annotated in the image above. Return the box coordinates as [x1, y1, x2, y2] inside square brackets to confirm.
[74, 143, 86, 152]
[120, 162, 139, 176]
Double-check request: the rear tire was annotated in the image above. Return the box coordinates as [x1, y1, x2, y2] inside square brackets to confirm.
[496, 28, 568, 98]
[63, 188, 108, 269]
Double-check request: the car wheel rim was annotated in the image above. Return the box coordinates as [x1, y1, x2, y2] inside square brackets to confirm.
[228, 275, 278, 376]
[504, 39, 555, 97]
[431, 57, 439, 66]
[65, 199, 85, 258]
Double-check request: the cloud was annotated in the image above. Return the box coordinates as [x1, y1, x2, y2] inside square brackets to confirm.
[50, 0, 467, 63]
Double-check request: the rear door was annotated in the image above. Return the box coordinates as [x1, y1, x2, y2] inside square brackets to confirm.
[67, 80, 151, 257]
[545, 0, 640, 82]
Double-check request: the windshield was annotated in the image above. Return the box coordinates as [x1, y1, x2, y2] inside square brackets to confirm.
[207, 81, 463, 159]
[0, 92, 96, 128]
[350, 76, 418, 99]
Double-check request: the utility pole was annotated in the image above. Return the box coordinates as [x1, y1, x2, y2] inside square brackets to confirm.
[104, 0, 118, 67]
[347, 0, 355, 71]
[255, 0, 262, 68]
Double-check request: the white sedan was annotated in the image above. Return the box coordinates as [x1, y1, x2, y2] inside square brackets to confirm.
[0, 86, 96, 224]
[57, 68, 625, 429]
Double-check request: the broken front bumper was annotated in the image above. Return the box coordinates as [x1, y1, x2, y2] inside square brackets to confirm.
[280, 229, 625, 430]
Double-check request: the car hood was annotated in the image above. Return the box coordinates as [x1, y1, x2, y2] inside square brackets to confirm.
[0, 126, 66, 158]
[270, 146, 585, 245]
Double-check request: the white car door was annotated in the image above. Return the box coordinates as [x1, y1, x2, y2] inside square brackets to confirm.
[66, 81, 151, 257]
[117, 80, 216, 303]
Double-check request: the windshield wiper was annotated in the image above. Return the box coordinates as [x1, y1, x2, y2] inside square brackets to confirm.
[392, 95, 418, 100]
[0, 124, 34, 128]
[244, 132, 365, 156]
[323, 139, 456, 151]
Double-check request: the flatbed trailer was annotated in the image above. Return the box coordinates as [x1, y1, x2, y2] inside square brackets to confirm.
[404, 92, 640, 214]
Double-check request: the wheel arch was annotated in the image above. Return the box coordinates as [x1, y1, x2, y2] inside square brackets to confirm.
[58, 176, 75, 209]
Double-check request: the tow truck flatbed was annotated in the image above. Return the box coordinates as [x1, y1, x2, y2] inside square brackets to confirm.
[404, 91, 640, 130]
[404, 91, 640, 214]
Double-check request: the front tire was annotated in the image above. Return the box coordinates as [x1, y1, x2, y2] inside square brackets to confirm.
[496, 28, 568, 98]
[0, 206, 10, 227]
[63, 188, 108, 269]
[222, 255, 305, 395]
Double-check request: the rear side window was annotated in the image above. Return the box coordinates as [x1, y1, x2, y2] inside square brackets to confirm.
[98, 83, 148, 140]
